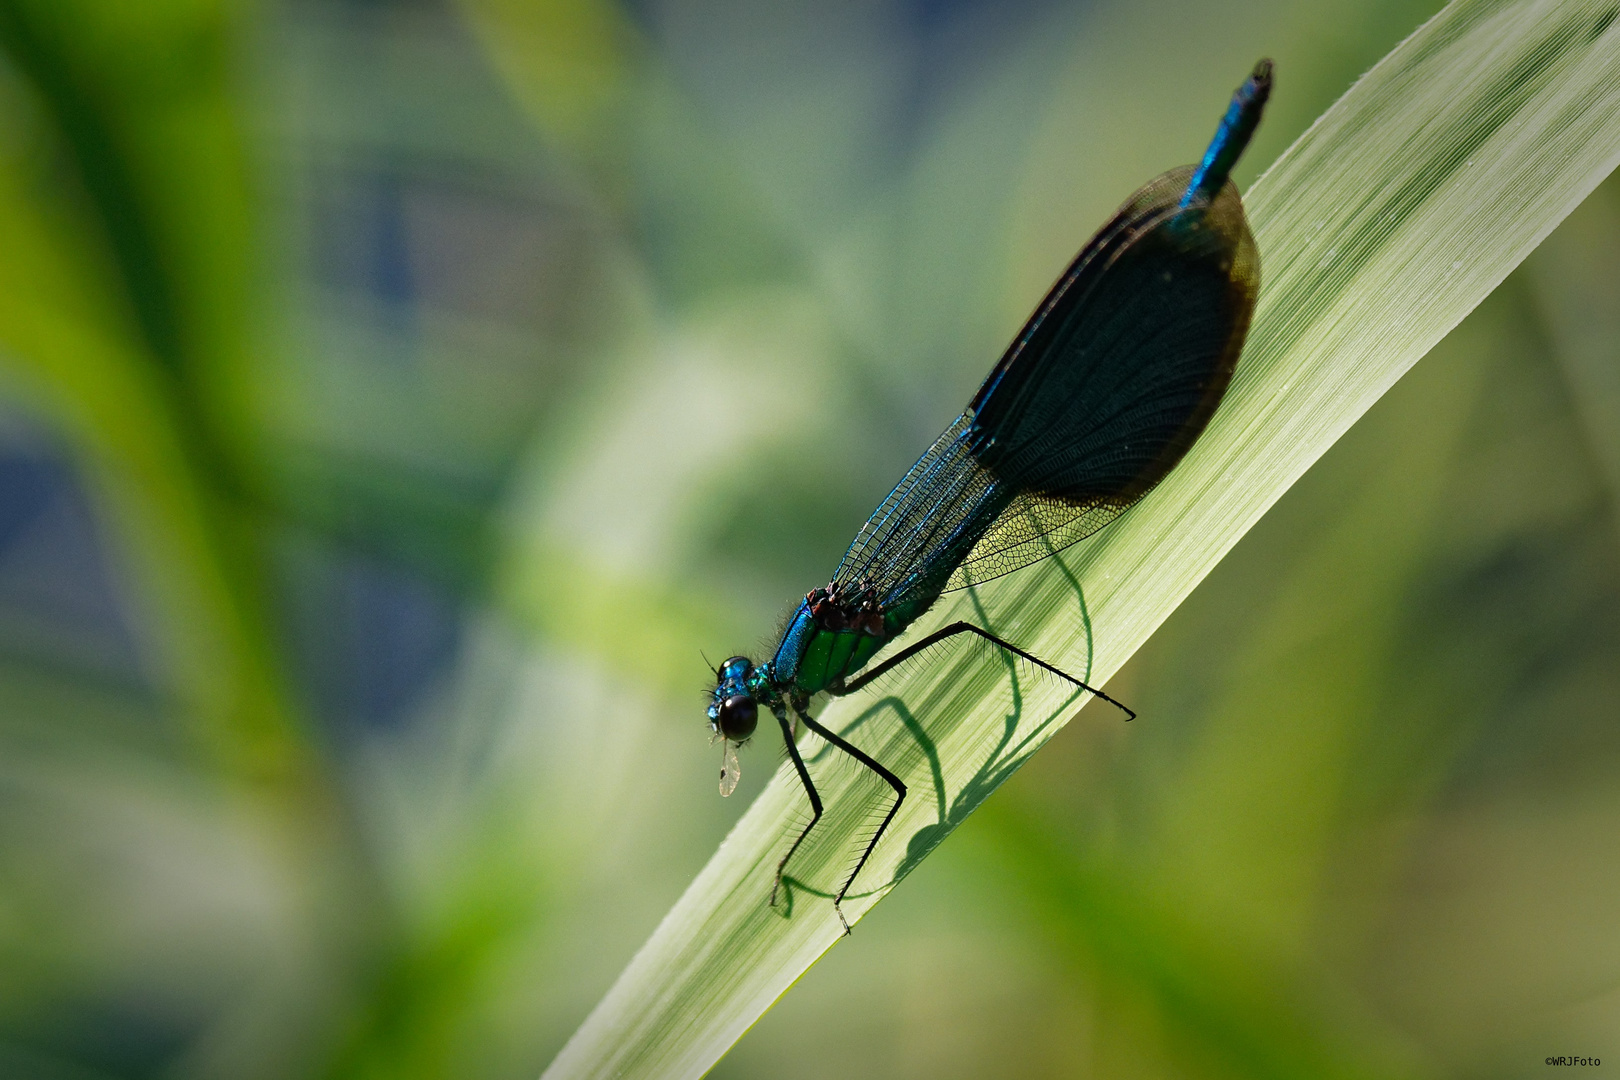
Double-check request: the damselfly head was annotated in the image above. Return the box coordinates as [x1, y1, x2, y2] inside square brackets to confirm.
[708, 654, 758, 742]
[716, 694, 757, 740]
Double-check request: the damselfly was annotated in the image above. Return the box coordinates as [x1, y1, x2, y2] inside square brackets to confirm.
[708, 60, 1272, 932]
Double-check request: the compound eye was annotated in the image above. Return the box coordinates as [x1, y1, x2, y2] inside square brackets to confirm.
[717, 694, 758, 740]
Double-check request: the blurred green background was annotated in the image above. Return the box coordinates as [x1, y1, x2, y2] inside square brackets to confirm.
[0, 0, 1615, 1077]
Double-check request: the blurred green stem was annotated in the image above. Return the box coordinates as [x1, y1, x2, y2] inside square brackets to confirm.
[0, 4, 401, 1075]
[0, 0, 299, 784]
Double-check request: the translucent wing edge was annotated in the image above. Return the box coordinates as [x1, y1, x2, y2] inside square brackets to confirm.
[942, 492, 1128, 593]
[831, 413, 1010, 608]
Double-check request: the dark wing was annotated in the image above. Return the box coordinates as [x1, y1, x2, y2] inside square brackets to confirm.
[947, 164, 1259, 589]
[830, 165, 1259, 610]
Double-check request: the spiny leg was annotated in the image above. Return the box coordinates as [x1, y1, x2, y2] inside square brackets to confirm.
[771, 701, 821, 908]
[794, 705, 906, 935]
[840, 620, 1135, 721]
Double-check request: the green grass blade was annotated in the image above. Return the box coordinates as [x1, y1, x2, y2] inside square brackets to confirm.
[544, 2, 1620, 1076]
